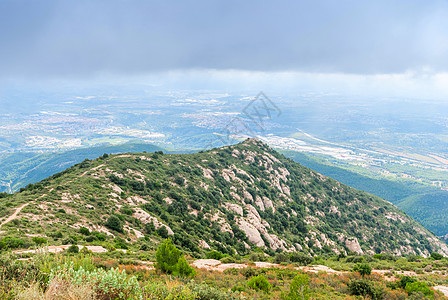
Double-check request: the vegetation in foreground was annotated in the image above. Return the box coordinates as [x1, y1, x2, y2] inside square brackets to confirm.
[2, 239, 448, 299]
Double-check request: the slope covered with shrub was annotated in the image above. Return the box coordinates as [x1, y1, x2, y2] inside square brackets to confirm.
[0, 138, 446, 258]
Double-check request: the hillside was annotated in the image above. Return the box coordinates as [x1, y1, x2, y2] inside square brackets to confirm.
[0, 138, 447, 257]
[0, 142, 165, 193]
[281, 150, 448, 237]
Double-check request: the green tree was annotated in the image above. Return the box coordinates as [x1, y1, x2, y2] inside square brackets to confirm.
[155, 239, 195, 277]
[105, 215, 123, 233]
[353, 263, 372, 277]
[405, 281, 434, 297]
[247, 275, 271, 293]
[290, 252, 314, 265]
[348, 279, 374, 297]
[145, 222, 156, 235]
[283, 273, 309, 300]
[430, 252, 443, 260]
[397, 276, 417, 289]
[32, 236, 47, 246]
[79, 227, 90, 236]
[157, 226, 169, 238]
[67, 244, 79, 253]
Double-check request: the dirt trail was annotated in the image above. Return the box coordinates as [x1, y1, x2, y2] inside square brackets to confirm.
[192, 259, 347, 274]
[0, 203, 29, 228]
[80, 164, 105, 177]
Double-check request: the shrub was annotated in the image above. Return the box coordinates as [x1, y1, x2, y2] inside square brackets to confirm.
[353, 263, 372, 277]
[405, 281, 434, 297]
[397, 276, 417, 289]
[79, 227, 90, 236]
[249, 251, 267, 262]
[348, 279, 374, 297]
[32, 237, 47, 246]
[155, 239, 196, 277]
[206, 250, 225, 260]
[430, 252, 443, 260]
[114, 237, 129, 250]
[143, 282, 194, 299]
[67, 244, 79, 253]
[157, 226, 169, 239]
[274, 252, 290, 264]
[247, 275, 271, 293]
[145, 222, 155, 234]
[283, 273, 309, 300]
[220, 256, 236, 264]
[0, 236, 25, 250]
[105, 215, 123, 233]
[289, 252, 313, 265]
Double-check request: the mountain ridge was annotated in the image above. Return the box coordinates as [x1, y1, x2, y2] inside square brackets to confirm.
[0, 138, 446, 257]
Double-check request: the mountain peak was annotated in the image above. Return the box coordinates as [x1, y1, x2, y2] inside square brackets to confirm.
[1, 141, 447, 257]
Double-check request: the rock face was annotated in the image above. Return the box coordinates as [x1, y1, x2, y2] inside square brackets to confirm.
[132, 208, 174, 235]
[3, 138, 448, 257]
[345, 237, 363, 255]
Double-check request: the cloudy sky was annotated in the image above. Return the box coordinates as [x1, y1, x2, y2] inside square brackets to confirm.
[1, 0, 448, 97]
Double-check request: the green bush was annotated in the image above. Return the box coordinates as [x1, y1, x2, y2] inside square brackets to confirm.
[405, 281, 434, 297]
[157, 226, 169, 239]
[145, 222, 155, 234]
[353, 263, 372, 277]
[67, 244, 79, 253]
[430, 252, 443, 260]
[397, 276, 417, 289]
[206, 250, 225, 260]
[274, 252, 290, 264]
[32, 237, 47, 246]
[79, 227, 90, 236]
[289, 252, 313, 265]
[105, 215, 123, 233]
[283, 273, 309, 300]
[155, 239, 196, 277]
[247, 274, 271, 293]
[348, 279, 374, 297]
[0, 236, 25, 250]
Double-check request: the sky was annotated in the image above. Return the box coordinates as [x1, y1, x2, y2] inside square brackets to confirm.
[1, 0, 448, 98]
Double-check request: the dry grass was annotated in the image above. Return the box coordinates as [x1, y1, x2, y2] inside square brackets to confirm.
[16, 279, 96, 300]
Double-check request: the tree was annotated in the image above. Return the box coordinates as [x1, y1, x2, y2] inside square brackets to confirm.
[145, 222, 156, 235]
[397, 276, 417, 289]
[430, 252, 443, 260]
[290, 252, 314, 265]
[32, 237, 47, 246]
[79, 227, 90, 236]
[157, 226, 169, 239]
[247, 275, 272, 293]
[105, 215, 123, 233]
[284, 273, 309, 300]
[348, 279, 375, 297]
[155, 239, 195, 277]
[353, 263, 372, 277]
[274, 252, 290, 264]
[405, 282, 434, 297]
[67, 244, 79, 253]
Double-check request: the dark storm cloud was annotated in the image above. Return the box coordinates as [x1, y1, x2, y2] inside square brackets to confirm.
[1, 0, 448, 78]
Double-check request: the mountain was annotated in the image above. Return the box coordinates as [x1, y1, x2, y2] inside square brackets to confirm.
[1, 138, 447, 257]
[0, 142, 166, 193]
[281, 150, 448, 237]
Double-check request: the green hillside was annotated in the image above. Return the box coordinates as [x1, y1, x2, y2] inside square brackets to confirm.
[281, 150, 448, 236]
[0, 142, 165, 193]
[0, 139, 446, 257]
[397, 192, 448, 237]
